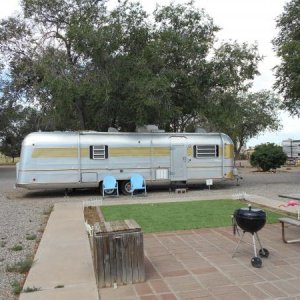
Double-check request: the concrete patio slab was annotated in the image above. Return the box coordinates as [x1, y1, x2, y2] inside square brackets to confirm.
[99, 224, 300, 299]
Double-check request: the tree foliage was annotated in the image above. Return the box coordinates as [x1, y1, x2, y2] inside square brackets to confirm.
[250, 143, 287, 172]
[0, 0, 281, 153]
[207, 91, 281, 155]
[273, 0, 300, 115]
[0, 103, 41, 159]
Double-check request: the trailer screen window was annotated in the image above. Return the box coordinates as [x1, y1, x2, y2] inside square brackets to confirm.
[194, 145, 219, 158]
[90, 145, 108, 159]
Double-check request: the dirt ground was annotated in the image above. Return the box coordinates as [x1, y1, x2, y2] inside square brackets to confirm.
[84, 206, 102, 225]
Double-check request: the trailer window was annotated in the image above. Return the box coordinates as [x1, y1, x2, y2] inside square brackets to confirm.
[193, 145, 219, 158]
[90, 145, 108, 159]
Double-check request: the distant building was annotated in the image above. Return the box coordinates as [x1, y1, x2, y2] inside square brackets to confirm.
[282, 139, 300, 159]
[242, 147, 255, 160]
[282, 139, 300, 166]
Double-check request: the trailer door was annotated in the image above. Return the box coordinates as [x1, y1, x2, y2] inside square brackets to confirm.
[170, 138, 187, 181]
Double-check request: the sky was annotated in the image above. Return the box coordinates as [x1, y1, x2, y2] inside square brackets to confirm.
[1, 0, 299, 147]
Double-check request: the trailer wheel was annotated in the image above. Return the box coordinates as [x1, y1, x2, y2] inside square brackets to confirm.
[99, 182, 117, 196]
[104, 189, 116, 195]
[121, 180, 131, 195]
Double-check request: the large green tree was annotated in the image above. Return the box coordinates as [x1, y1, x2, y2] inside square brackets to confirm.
[273, 0, 300, 115]
[0, 0, 274, 141]
[207, 91, 281, 155]
[147, 3, 219, 132]
[2, 0, 110, 130]
[0, 101, 41, 160]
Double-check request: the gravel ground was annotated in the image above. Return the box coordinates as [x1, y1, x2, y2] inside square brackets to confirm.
[0, 195, 51, 299]
[0, 164, 300, 299]
[217, 167, 300, 201]
[0, 166, 99, 300]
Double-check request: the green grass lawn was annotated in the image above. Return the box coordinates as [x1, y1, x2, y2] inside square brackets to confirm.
[101, 199, 285, 233]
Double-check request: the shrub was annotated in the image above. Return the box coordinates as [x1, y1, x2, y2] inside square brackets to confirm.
[6, 258, 34, 273]
[26, 234, 37, 241]
[23, 286, 41, 293]
[10, 245, 23, 251]
[11, 280, 22, 295]
[250, 143, 287, 171]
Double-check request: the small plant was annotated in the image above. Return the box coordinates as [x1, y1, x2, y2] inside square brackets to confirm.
[6, 258, 34, 274]
[55, 285, 64, 288]
[26, 234, 37, 241]
[23, 286, 41, 293]
[11, 280, 22, 295]
[11, 245, 23, 251]
[38, 227, 45, 233]
[43, 206, 53, 215]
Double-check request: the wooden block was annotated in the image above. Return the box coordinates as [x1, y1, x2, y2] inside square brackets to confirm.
[175, 188, 187, 194]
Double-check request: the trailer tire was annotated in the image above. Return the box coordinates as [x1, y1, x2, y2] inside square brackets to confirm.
[121, 180, 131, 195]
[99, 181, 117, 196]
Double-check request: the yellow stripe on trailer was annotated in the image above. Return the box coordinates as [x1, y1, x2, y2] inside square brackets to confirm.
[109, 147, 170, 157]
[225, 170, 234, 179]
[224, 144, 234, 159]
[32, 147, 170, 158]
[32, 148, 78, 158]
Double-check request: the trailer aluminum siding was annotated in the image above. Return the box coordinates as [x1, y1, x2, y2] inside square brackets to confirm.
[16, 131, 235, 190]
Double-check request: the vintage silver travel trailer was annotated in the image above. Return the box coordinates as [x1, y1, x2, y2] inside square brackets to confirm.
[16, 131, 236, 194]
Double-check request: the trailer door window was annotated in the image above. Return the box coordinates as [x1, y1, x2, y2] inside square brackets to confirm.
[90, 145, 108, 159]
[194, 145, 219, 158]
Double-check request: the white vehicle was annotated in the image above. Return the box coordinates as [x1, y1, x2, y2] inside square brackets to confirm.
[16, 131, 236, 194]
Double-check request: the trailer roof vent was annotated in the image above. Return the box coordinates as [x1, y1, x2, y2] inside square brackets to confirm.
[195, 127, 207, 133]
[136, 125, 165, 133]
[108, 127, 118, 132]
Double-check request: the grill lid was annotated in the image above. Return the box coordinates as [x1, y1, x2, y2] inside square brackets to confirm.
[234, 207, 266, 220]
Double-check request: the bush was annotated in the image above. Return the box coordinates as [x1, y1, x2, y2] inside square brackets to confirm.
[10, 245, 23, 251]
[11, 280, 22, 295]
[250, 143, 287, 171]
[6, 258, 34, 273]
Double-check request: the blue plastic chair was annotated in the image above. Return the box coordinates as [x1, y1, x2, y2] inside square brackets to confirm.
[129, 174, 147, 197]
[102, 175, 119, 198]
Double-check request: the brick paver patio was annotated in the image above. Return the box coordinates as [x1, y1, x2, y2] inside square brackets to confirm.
[99, 223, 300, 299]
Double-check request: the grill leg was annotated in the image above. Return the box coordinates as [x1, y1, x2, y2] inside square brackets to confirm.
[252, 234, 258, 257]
[255, 232, 263, 249]
[232, 231, 245, 257]
[255, 232, 269, 258]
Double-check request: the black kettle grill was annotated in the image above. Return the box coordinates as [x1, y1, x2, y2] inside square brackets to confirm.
[232, 204, 269, 268]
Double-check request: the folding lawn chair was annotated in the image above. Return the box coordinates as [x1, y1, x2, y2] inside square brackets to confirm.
[102, 175, 119, 198]
[129, 174, 147, 197]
